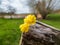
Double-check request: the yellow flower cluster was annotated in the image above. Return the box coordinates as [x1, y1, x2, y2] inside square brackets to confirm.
[19, 15, 36, 33]
[24, 15, 36, 25]
[19, 23, 29, 33]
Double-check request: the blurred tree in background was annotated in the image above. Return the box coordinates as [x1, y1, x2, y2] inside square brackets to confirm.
[27, 0, 60, 19]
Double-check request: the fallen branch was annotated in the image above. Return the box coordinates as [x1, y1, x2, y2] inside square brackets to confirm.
[19, 21, 60, 45]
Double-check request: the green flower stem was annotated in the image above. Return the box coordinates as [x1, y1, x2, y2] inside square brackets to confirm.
[19, 33, 23, 45]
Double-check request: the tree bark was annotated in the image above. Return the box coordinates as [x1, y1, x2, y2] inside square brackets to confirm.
[20, 21, 60, 45]
[42, 14, 47, 19]
[41, 12, 48, 19]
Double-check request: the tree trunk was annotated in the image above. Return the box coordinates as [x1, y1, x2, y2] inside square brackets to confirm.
[20, 21, 60, 45]
[41, 13, 48, 19]
[42, 15, 47, 19]
[39, 9, 48, 19]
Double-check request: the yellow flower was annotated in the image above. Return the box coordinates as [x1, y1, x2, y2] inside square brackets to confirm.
[19, 23, 29, 33]
[24, 15, 36, 25]
[19, 14, 36, 33]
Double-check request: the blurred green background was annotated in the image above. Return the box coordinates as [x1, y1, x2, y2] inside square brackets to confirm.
[0, 18, 23, 45]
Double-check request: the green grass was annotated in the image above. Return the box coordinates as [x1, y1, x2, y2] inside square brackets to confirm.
[41, 13, 60, 29]
[0, 18, 23, 45]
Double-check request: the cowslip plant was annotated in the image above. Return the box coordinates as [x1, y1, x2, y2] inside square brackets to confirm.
[19, 23, 30, 33]
[19, 14, 36, 45]
[24, 15, 36, 25]
[19, 14, 36, 33]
